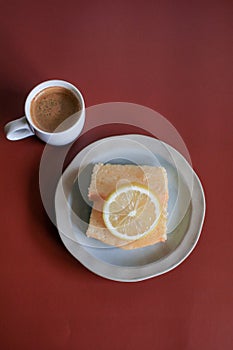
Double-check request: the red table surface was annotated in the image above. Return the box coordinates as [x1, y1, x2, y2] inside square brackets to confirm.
[0, 1, 232, 349]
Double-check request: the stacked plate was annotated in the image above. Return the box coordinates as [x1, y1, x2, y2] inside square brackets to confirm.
[55, 134, 205, 282]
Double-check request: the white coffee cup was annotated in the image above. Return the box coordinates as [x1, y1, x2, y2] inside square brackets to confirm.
[4, 80, 85, 146]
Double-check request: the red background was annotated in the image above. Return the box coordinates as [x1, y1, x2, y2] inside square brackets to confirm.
[1, 1, 232, 349]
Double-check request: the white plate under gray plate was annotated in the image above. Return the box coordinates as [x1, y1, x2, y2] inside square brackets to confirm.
[55, 135, 205, 282]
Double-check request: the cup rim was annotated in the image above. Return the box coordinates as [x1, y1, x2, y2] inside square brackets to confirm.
[25, 79, 85, 136]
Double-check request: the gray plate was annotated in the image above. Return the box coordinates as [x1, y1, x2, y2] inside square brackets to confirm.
[55, 135, 205, 282]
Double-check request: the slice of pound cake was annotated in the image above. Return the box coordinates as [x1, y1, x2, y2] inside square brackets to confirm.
[86, 163, 168, 250]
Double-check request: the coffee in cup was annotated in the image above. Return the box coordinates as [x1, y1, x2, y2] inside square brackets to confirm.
[30, 86, 81, 133]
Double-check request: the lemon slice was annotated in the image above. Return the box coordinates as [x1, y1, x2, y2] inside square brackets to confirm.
[103, 184, 161, 241]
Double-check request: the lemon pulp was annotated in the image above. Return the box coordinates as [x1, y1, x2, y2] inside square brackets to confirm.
[103, 183, 161, 241]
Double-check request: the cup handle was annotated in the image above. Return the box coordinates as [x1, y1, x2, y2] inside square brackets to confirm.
[4, 117, 35, 141]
